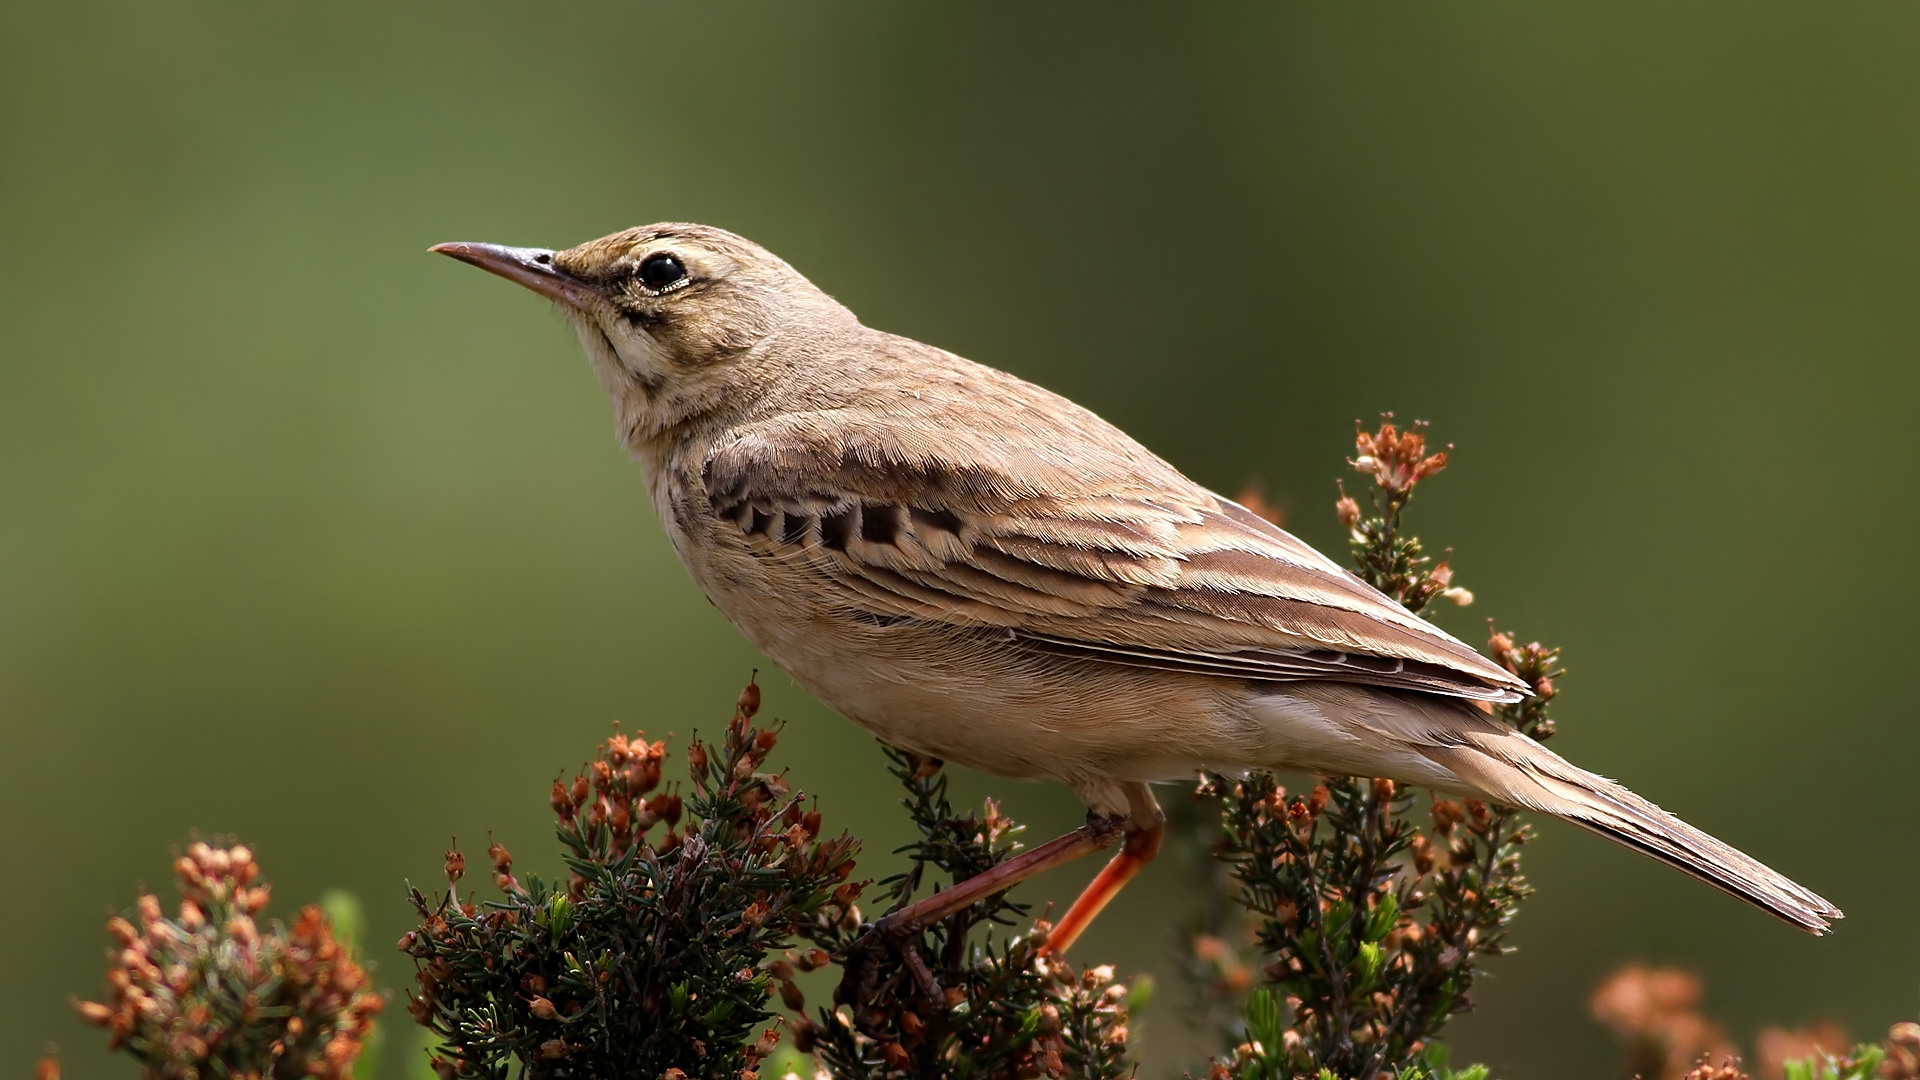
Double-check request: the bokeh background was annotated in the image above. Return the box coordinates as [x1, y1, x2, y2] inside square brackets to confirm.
[4, 3, 1916, 1076]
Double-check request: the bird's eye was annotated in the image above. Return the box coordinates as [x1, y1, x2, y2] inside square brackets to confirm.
[637, 253, 688, 290]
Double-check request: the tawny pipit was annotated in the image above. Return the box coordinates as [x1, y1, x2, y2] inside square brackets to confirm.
[432, 224, 1840, 948]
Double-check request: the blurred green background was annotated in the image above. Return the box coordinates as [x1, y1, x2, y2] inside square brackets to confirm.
[4, 3, 1916, 1076]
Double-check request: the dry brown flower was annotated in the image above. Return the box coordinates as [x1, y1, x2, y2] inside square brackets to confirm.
[1590, 965, 1886, 1080]
[405, 685, 859, 1080]
[1234, 485, 1286, 528]
[1755, 1023, 1851, 1080]
[1351, 415, 1450, 500]
[1682, 1059, 1752, 1080]
[1591, 964, 1737, 1080]
[76, 841, 381, 1080]
[1881, 1022, 1920, 1080]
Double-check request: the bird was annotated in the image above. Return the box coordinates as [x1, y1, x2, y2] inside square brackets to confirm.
[430, 222, 1840, 955]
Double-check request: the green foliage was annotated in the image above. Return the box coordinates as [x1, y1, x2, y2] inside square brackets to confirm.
[320, 890, 385, 1080]
[1394, 1044, 1491, 1080]
[400, 681, 859, 1080]
[1192, 764, 1531, 1077]
[1209, 989, 1495, 1080]
[1782, 1044, 1887, 1080]
[788, 749, 1138, 1080]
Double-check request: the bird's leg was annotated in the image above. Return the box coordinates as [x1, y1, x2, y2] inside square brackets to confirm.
[1040, 783, 1166, 956]
[838, 811, 1126, 1030]
[879, 813, 1128, 930]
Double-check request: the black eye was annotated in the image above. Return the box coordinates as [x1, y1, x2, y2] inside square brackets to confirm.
[638, 253, 687, 289]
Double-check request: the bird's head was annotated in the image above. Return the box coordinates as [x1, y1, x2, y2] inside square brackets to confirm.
[432, 223, 853, 445]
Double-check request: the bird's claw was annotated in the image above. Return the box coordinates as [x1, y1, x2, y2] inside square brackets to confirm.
[836, 914, 943, 1036]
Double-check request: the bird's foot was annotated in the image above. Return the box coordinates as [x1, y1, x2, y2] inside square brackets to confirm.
[836, 912, 943, 1036]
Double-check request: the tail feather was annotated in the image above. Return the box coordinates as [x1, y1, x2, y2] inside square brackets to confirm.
[1419, 733, 1842, 934]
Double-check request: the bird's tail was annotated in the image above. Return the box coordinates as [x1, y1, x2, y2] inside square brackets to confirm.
[1416, 726, 1842, 934]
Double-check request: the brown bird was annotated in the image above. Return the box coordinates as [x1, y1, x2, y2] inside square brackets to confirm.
[431, 223, 1840, 953]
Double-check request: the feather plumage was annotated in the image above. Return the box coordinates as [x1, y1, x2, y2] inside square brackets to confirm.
[436, 221, 1841, 937]
[701, 405, 1529, 703]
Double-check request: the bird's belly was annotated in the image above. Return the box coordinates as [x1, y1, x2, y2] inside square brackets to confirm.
[658, 501, 1272, 789]
[714, 595, 1253, 787]
[674, 537, 1470, 800]
[742, 622, 1071, 778]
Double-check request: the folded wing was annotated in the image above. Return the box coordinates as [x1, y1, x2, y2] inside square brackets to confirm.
[702, 407, 1530, 704]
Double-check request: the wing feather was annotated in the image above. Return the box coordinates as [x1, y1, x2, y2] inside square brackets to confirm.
[701, 410, 1530, 703]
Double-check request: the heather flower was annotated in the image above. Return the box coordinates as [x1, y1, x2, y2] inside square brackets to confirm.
[402, 679, 859, 1080]
[76, 841, 382, 1080]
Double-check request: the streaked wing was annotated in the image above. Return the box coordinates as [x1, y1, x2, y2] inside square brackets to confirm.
[702, 409, 1530, 704]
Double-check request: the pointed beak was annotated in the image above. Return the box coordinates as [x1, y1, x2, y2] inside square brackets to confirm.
[429, 242, 604, 311]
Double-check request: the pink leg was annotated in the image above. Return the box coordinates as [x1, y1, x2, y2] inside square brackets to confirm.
[875, 815, 1125, 931]
[1040, 816, 1165, 955]
[840, 814, 1125, 1024]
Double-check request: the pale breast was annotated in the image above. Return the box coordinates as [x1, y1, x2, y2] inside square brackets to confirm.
[655, 480, 1262, 786]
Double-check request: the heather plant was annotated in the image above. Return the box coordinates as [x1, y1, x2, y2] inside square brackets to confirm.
[62, 417, 1911, 1080]
[392, 686, 1137, 1080]
[72, 841, 382, 1080]
[1590, 963, 1919, 1080]
[398, 680, 859, 1080]
[787, 749, 1140, 1080]
[1180, 418, 1554, 1078]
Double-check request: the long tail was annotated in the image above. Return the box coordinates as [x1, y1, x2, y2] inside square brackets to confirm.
[1416, 725, 1842, 934]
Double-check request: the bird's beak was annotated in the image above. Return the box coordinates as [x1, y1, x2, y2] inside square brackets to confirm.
[429, 242, 604, 311]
